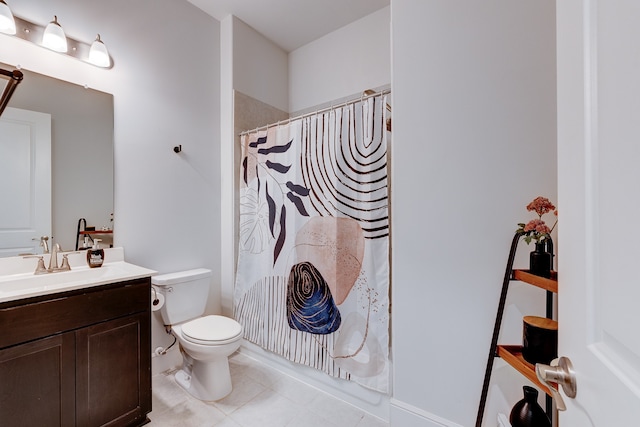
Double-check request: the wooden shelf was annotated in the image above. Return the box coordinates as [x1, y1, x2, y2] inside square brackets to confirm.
[497, 345, 556, 397]
[477, 234, 558, 426]
[513, 269, 558, 293]
[80, 230, 113, 234]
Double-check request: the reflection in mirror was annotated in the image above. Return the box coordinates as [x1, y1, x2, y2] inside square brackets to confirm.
[0, 63, 114, 257]
[0, 67, 23, 116]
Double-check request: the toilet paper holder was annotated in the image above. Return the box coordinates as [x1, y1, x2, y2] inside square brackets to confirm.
[152, 286, 160, 306]
[151, 286, 165, 311]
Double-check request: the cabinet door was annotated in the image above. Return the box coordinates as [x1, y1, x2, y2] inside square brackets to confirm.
[76, 313, 151, 427]
[0, 332, 75, 427]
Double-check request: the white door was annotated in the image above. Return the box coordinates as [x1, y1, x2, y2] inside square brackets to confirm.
[557, 0, 640, 424]
[0, 107, 51, 257]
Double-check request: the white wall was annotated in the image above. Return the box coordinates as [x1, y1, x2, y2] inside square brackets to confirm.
[289, 6, 390, 113]
[220, 16, 235, 317]
[0, 0, 221, 372]
[390, 1, 556, 426]
[232, 17, 289, 112]
[220, 15, 289, 317]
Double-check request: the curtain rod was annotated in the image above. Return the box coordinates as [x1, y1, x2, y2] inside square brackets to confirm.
[239, 88, 391, 137]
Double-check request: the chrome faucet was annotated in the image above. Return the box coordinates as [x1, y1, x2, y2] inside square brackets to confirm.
[32, 235, 50, 253]
[48, 243, 61, 271]
[23, 242, 72, 275]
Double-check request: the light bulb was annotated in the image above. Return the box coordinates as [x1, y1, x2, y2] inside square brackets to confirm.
[0, 0, 16, 35]
[89, 34, 111, 68]
[42, 15, 67, 53]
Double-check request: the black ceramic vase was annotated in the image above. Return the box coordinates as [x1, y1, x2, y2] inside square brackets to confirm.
[529, 242, 552, 278]
[509, 386, 551, 427]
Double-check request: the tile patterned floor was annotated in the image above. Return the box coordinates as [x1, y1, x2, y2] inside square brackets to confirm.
[149, 352, 389, 427]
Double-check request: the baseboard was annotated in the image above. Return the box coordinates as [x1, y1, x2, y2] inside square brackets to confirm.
[390, 398, 464, 427]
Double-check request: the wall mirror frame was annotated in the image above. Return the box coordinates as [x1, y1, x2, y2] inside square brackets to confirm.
[0, 62, 114, 257]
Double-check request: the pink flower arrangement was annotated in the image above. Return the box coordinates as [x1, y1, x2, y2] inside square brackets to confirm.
[517, 196, 558, 244]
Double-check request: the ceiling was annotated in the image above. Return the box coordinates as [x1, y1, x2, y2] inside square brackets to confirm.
[185, 0, 390, 52]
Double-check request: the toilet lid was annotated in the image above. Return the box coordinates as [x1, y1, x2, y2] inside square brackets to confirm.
[181, 315, 243, 345]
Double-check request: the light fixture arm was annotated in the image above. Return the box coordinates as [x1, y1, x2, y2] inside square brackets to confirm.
[0, 67, 23, 116]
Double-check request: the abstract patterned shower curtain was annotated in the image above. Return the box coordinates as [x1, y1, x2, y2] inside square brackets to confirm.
[234, 94, 390, 393]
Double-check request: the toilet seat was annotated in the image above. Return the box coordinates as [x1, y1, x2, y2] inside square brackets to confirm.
[180, 315, 243, 345]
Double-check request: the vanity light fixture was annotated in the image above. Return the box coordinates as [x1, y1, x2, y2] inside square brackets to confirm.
[42, 15, 67, 52]
[0, 0, 16, 35]
[0, 4, 112, 69]
[88, 34, 110, 68]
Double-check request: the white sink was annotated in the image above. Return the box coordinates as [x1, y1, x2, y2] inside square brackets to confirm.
[0, 248, 156, 303]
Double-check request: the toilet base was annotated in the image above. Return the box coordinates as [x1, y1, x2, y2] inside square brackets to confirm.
[174, 356, 232, 401]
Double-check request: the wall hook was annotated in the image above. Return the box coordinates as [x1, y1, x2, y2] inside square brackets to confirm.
[173, 145, 182, 153]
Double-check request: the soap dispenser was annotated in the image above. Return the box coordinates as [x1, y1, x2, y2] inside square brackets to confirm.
[86, 239, 104, 268]
[82, 235, 90, 249]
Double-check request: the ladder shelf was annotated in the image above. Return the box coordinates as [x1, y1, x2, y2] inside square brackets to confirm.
[475, 231, 558, 427]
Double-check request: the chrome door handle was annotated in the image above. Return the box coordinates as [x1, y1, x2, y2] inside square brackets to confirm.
[535, 356, 577, 411]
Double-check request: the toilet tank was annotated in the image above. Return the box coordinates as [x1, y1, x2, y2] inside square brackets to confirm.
[152, 268, 212, 325]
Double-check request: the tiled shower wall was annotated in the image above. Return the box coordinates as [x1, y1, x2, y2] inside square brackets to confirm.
[232, 90, 289, 281]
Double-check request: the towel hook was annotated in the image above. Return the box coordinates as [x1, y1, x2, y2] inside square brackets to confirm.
[173, 145, 182, 153]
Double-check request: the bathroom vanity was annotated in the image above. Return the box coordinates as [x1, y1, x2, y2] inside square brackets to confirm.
[0, 249, 154, 427]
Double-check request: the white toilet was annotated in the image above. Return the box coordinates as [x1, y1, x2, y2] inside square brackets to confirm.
[152, 268, 243, 401]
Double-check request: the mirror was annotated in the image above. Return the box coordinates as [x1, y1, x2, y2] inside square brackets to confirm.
[0, 62, 114, 257]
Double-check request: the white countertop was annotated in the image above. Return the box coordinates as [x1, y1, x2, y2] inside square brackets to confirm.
[0, 247, 156, 303]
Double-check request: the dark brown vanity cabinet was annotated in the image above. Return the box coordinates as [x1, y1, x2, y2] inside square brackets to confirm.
[0, 277, 152, 427]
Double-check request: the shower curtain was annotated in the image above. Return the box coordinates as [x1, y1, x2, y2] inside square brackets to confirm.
[234, 94, 390, 393]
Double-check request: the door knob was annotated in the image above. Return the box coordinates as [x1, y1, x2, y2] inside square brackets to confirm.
[535, 356, 577, 411]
